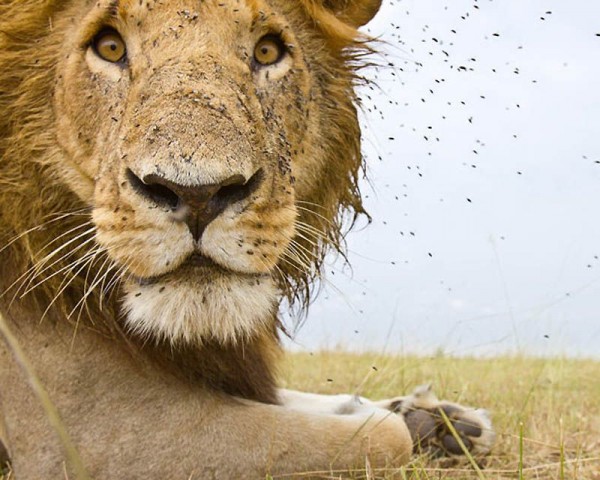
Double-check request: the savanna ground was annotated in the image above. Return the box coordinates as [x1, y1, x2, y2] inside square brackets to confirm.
[279, 352, 600, 480]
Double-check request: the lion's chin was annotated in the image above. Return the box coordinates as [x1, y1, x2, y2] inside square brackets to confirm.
[121, 264, 278, 346]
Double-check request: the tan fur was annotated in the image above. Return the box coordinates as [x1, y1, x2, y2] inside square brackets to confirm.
[0, 0, 419, 477]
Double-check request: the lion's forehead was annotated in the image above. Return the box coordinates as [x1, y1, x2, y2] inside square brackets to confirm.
[98, 0, 257, 17]
[88, 0, 270, 38]
[77, 0, 260, 72]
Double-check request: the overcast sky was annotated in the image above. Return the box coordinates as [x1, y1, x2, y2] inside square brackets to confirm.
[283, 0, 600, 358]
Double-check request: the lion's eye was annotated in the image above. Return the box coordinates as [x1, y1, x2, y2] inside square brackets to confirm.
[92, 29, 127, 64]
[253, 36, 285, 66]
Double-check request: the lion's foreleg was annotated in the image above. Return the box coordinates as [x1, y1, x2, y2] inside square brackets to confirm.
[278, 386, 496, 458]
[278, 389, 381, 415]
[237, 399, 412, 477]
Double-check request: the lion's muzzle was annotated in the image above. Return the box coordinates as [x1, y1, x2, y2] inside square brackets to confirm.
[126, 167, 264, 241]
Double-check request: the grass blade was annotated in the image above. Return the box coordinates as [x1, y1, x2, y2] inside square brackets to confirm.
[438, 407, 486, 480]
[0, 312, 90, 479]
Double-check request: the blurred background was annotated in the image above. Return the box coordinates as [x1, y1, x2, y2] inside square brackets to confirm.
[283, 0, 600, 358]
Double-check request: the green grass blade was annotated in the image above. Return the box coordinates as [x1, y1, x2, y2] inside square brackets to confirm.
[0, 312, 90, 480]
[438, 407, 486, 480]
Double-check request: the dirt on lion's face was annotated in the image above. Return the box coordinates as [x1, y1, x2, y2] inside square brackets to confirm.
[31, 0, 371, 345]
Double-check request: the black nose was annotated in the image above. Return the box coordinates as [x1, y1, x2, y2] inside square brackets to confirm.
[126, 168, 263, 241]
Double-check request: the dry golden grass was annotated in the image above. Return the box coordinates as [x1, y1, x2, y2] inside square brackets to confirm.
[279, 352, 600, 480]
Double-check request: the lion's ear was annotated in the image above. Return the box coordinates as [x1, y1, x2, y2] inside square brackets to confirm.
[322, 0, 382, 27]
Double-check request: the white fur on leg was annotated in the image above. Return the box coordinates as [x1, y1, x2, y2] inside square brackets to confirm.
[279, 389, 376, 415]
[279, 386, 496, 456]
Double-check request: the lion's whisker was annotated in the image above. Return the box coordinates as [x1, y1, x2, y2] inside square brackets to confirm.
[1, 226, 96, 299]
[101, 263, 129, 306]
[17, 236, 99, 298]
[294, 218, 325, 234]
[104, 265, 129, 307]
[278, 255, 307, 276]
[92, 243, 139, 312]
[30, 220, 94, 262]
[283, 245, 310, 269]
[78, 249, 109, 315]
[40, 236, 134, 321]
[288, 240, 318, 266]
[292, 229, 322, 250]
[294, 221, 323, 236]
[21, 222, 95, 284]
[21, 231, 97, 285]
[253, 254, 287, 289]
[294, 205, 335, 227]
[98, 260, 123, 311]
[31, 225, 96, 270]
[3, 240, 91, 305]
[85, 241, 143, 311]
[39, 252, 103, 322]
[70, 253, 116, 320]
[295, 200, 329, 211]
[294, 221, 327, 242]
[0, 208, 91, 256]
[22, 245, 102, 302]
[18, 226, 97, 292]
[281, 249, 313, 275]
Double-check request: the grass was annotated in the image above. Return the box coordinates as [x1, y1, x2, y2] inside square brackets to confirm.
[279, 352, 600, 479]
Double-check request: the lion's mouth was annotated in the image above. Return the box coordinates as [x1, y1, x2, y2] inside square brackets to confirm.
[131, 250, 272, 287]
[132, 252, 223, 286]
[185, 252, 218, 268]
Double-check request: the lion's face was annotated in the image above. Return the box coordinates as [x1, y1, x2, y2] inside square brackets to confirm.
[37, 0, 379, 345]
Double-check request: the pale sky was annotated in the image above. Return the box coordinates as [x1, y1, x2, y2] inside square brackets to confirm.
[284, 0, 600, 358]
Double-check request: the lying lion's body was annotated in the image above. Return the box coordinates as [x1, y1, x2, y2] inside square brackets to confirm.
[0, 0, 494, 477]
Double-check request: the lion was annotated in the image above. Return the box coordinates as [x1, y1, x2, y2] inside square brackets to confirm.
[0, 0, 495, 478]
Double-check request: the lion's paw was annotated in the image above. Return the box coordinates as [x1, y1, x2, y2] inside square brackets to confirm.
[381, 384, 496, 459]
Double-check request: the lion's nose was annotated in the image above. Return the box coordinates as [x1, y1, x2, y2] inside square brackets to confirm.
[126, 169, 262, 241]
